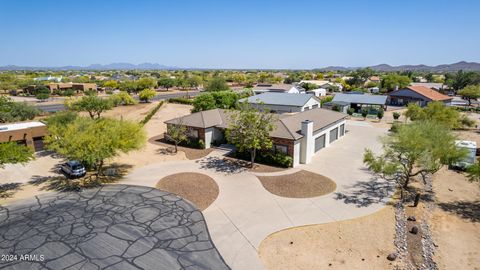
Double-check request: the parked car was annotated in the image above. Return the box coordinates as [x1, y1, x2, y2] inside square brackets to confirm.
[60, 160, 86, 178]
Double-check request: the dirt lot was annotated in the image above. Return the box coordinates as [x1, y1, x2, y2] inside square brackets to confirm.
[112, 102, 194, 169]
[95, 102, 158, 122]
[431, 167, 480, 270]
[259, 206, 396, 270]
[156, 172, 219, 210]
[257, 170, 336, 198]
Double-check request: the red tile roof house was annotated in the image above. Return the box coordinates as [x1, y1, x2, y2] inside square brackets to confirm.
[388, 85, 452, 107]
[164, 108, 347, 167]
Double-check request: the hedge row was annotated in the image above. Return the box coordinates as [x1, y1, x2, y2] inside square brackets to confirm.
[168, 97, 194, 105]
[140, 101, 164, 125]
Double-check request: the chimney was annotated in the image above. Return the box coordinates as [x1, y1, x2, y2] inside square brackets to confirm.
[300, 120, 314, 164]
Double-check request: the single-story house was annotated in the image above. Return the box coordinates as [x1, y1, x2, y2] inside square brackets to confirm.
[300, 80, 343, 91]
[47, 83, 97, 92]
[324, 93, 388, 113]
[164, 108, 347, 166]
[0, 121, 47, 152]
[389, 86, 452, 107]
[252, 84, 305, 94]
[240, 93, 321, 113]
[307, 88, 327, 97]
[409, 82, 446, 92]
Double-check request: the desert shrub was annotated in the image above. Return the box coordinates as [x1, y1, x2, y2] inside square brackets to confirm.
[140, 101, 164, 125]
[377, 108, 384, 120]
[393, 112, 401, 120]
[234, 150, 293, 168]
[347, 108, 354, 115]
[168, 97, 194, 105]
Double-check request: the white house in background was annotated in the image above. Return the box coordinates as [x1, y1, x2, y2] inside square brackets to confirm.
[307, 88, 327, 97]
[241, 93, 321, 113]
[165, 108, 347, 166]
[252, 83, 305, 94]
[33, 75, 62, 82]
[300, 80, 344, 91]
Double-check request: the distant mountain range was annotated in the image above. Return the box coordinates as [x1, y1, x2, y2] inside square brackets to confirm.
[316, 61, 480, 72]
[0, 61, 479, 71]
[0, 62, 180, 71]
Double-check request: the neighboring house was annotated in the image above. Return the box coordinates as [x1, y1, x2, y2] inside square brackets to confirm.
[307, 88, 327, 97]
[364, 76, 381, 86]
[252, 84, 305, 94]
[240, 93, 321, 113]
[0, 121, 47, 152]
[33, 76, 62, 82]
[409, 82, 446, 92]
[300, 80, 343, 91]
[47, 83, 97, 92]
[164, 108, 347, 166]
[389, 86, 452, 107]
[325, 93, 388, 113]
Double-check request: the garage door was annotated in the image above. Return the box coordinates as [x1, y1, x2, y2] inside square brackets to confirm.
[329, 127, 338, 143]
[340, 124, 345, 136]
[315, 134, 326, 152]
[33, 137, 44, 152]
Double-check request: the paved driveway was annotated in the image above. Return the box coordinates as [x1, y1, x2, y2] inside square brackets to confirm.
[123, 121, 393, 269]
[0, 185, 229, 270]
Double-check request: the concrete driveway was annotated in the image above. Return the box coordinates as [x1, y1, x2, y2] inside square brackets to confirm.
[123, 121, 393, 269]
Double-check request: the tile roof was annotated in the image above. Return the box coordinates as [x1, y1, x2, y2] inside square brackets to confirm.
[403, 86, 451, 101]
[241, 93, 318, 107]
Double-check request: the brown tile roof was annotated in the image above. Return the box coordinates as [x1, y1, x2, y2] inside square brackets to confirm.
[406, 86, 452, 101]
[165, 108, 347, 140]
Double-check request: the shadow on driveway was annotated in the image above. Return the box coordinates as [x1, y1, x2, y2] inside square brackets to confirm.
[334, 177, 396, 207]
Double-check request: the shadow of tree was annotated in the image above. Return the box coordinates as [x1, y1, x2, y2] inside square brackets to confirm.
[333, 177, 396, 207]
[29, 163, 133, 192]
[0, 183, 22, 198]
[438, 200, 480, 223]
[196, 156, 247, 175]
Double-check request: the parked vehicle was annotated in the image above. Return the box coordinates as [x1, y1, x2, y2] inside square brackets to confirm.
[451, 140, 477, 170]
[60, 160, 86, 178]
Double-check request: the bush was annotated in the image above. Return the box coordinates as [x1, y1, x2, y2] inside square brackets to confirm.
[234, 150, 293, 168]
[62, 89, 75, 97]
[361, 108, 368, 118]
[377, 108, 384, 120]
[168, 97, 194, 105]
[347, 108, 354, 115]
[140, 101, 164, 125]
[198, 140, 205, 149]
[36, 92, 50, 101]
[393, 112, 401, 120]
[390, 122, 402, 133]
[110, 91, 137, 106]
[139, 89, 156, 102]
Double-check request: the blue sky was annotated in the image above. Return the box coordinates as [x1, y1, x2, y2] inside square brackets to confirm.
[0, 0, 479, 69]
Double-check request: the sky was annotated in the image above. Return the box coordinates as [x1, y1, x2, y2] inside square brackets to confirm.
[0, 0, 479, 69]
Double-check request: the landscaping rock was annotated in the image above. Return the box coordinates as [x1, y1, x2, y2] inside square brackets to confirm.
[387, 253, 397, 261]
[407, 216, 416, 221]
[410, 225, 419, 234]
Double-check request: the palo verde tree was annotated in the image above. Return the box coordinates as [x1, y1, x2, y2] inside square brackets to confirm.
[138, 89, 156, 103]
[405, 102, 475, 129]
[458, 84, 480, 106]
[363, 121, 467, 198]
[67, 95, 113, 119]
[0, 96, 39, 123]
[45, 117, 146, 177]
[0, 142, 34, 168]
[226, 103, 276, 168]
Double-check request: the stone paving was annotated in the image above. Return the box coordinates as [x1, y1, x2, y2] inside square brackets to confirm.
[0, 185, 229, 270]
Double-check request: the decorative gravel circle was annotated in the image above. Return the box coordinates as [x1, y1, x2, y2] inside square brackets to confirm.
[0, 185, 229, 270]
[257, 170, 336, 198]
[156, 172, 219, 210]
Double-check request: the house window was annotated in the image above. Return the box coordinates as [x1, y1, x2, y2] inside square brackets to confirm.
[187, 128, 199, 138]
[273, 144, 288, 154]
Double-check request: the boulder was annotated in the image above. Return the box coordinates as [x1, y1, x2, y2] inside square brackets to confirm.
[410, 225, 419, 234]
[387, 253, 397, 261]
[407, 216, 416, 221]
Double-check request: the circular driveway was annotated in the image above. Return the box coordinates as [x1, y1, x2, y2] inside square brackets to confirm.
[0, 185, 229, 270]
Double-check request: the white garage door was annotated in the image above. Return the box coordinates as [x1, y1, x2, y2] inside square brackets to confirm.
[329, 127, 338, 143]
[315, 134, 326, 152]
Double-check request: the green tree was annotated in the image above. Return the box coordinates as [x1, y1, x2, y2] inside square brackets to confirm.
[377, 108, 384, 121]
[109, 91, 137, 106]
[0, 96, 38, 123]
[205, 77, 230, 91]
[138, 89, 156, 103]
[136, 77, 157, 91]
[36, 92, 50, 101]
[165, 122, 188, 153]
[158, 77, 175, 90]
[103, 80, 119, 90]
[67, 96, 113, 119]
[405, 102, 475, 129]
[45, 117, 146, 177]
[381, 74, 412, 91]
[226, 104, 276, 168]
[192, 93, 217, 112]
[458, 85, 480, 106]
[0, 142, 34, 168]
[363, 121, 466, 195]
[119, 81, 138, 93]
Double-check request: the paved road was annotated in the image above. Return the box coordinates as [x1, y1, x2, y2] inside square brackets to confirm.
[35, 91, 201, 112]
[123, 121, 393, 269]
[0, 185, 229, 270]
